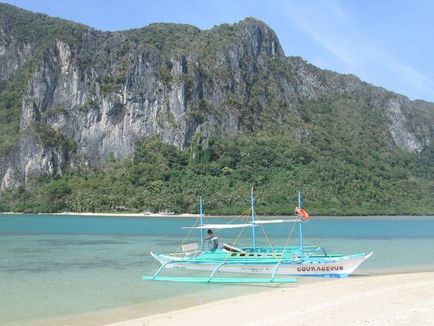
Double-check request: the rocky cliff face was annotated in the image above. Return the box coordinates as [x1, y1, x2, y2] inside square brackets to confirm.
[0, 4, 433, 192]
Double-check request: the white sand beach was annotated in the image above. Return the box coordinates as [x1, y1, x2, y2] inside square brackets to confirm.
[107, 272, 434, 326]
[50, 212, 201, 218]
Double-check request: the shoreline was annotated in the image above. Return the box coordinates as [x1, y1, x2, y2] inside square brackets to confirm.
[106, 271, 434, 326]
[6, 270, 434, 326]
[1, 211, 433, 219]
[0, 211, 201, 218]
[53, 212, 202, 218]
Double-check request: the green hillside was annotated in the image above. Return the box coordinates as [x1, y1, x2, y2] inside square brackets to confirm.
[2, 132, 433, 215]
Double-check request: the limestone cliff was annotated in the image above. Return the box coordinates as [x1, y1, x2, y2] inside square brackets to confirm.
[0, 3, 433, 192]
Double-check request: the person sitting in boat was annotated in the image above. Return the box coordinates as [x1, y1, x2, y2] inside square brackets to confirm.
[205, 229, 219, 251]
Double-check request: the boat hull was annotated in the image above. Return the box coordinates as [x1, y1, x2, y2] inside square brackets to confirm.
[151, 251, 373, 278]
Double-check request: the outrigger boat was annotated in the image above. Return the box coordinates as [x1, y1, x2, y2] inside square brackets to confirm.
[143, 189, 372, 283]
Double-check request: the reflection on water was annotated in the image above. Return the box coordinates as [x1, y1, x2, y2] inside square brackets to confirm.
[0, 214, 433, 325]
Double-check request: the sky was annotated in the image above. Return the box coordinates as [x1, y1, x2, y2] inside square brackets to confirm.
[4, 0, 434, 102]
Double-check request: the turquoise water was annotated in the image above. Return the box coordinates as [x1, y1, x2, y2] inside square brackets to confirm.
[1, 214, 434, 325]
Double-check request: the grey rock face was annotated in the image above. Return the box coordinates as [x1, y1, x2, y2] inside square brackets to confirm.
[385, 97, 425, 152]
[0, 28, 33, 82]
[0, 8, 433, 192]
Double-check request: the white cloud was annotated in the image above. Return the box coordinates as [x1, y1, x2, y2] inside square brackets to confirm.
[281, 0, 434, 101]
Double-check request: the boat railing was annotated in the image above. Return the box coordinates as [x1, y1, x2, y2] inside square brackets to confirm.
[182, 242, 199, 252]
[298, 246, 329, 258]
[168, 242, 201, 258]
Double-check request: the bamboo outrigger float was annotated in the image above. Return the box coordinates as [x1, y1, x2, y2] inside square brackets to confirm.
[143, 189, 372, 283]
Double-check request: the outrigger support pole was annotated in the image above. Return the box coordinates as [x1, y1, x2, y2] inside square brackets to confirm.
[271, 262, 281, 282]
[151, 261, 173, 280]
[208, 262, 226, 282]
[298, 191, 303, 257]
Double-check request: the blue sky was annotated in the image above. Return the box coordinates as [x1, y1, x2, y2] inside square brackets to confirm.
[4, 0, 434, 102]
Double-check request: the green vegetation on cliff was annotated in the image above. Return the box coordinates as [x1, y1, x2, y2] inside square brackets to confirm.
[2, 133, 433, 215]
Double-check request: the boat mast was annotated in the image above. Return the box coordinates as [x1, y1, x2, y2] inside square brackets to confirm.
[200, 194, 204, 251]
[298, 191, 303, 256]
[251, 187, 256, 250]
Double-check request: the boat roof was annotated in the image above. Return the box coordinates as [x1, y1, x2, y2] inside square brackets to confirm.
[183, 219, 302, 230]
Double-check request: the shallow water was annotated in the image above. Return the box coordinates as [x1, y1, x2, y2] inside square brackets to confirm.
[0, 214, 433, 325]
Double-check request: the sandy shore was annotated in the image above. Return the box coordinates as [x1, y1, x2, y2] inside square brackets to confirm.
[107, 272, 434, 326]
[1, 211, 202, 217]
[50, 212, 201, 217]
[3, 212, 432, 219]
